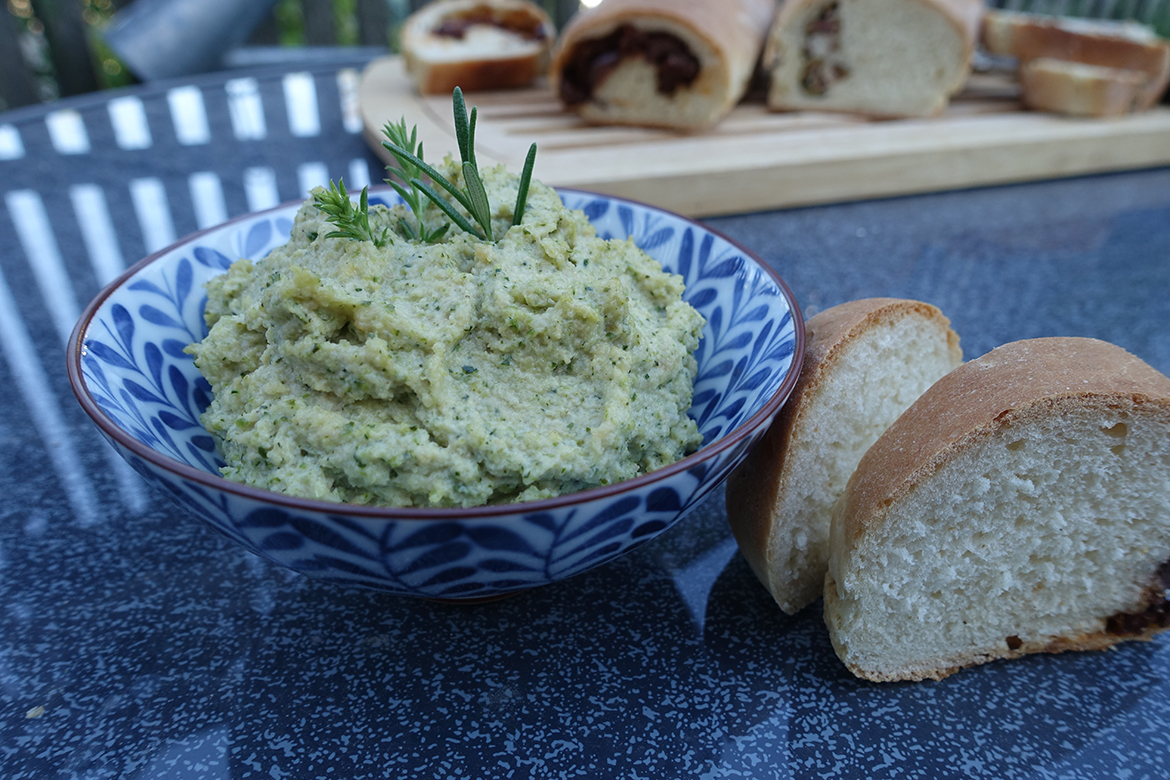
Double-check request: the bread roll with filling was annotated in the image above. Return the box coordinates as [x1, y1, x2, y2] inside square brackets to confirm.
[726, 298, 962, 615]
[549, 0, 777, 130]
[763, 0, 983, 118]
[402, 0, 556, 94]
[825, 337, 1170, 682]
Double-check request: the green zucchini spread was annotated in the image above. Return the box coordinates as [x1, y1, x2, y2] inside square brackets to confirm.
[189, 162, 705, 507]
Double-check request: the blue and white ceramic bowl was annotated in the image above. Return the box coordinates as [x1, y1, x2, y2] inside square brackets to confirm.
[67, 188, 804, 600]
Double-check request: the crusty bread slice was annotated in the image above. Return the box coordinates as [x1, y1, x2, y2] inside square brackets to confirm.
[981, 10, 1170, 110]
[549, 0, 776, 130]
[825, 337, 1170, 682]
[725, 298, 962, 615]
[401, 0, 556, 95]
[1020, 57, 1148, 117]
[763, 0, 983, 118]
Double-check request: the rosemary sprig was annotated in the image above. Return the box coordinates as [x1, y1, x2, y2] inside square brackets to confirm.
[381, 117, 449, 243]
[380, 87, 539, 242]
[314, 89, 539, 248]
[312, 179, 391, 248]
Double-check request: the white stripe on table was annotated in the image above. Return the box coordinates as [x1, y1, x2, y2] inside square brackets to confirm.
[297, 162, 330, 198]
[4, 190, 81, 345]
[5, 193, 149, 517]
[337, 69, 363, 134]
[282, 72, 320, 138]
[0, 266, 101, 527]
[348, 159, 372, 191]
[189, 172, 228, 229]
[167, 86, 211, 146]
[244, 167, 280, 212]
[45, 110, 90, 155]
[69, 184, 126, 286]
[107, 96, 153, 150]
[129, 178, 176, 253]
[225, 77, 267, 141]
[0, 125, 24, 160]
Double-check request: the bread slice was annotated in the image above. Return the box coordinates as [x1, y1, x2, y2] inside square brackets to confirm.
[763, 0, 983, 118]
[725, 298, 962, 615]
[825, 337, 1170, 682]
[549, 0, 776, 130]
[1020, 57, 1148, 117]
[982, 10, 1170, 111]
[401, 0, 556, 95]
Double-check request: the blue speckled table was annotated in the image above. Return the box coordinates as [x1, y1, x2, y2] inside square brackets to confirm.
[2, 58, 1169, 779]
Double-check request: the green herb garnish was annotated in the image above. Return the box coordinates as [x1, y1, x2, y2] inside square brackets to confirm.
[381, 87, 538, 242]
[311, 179, 391, 248]
[313, 88, 538, 246]
[381, 116, 450, 243]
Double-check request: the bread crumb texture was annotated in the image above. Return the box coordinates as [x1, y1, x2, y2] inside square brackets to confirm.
[825, 337, 1170, 681]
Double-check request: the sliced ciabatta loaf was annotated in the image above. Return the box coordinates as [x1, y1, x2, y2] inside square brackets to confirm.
[402, 0, 556, 94]
[825, 337, 1170, 682]
[982, 10, 1170, 111]
[725, 298, 962, 615]
[549, 0, 776, 130]
[763, 0, 983, 118]
[1020, 57, 1148, 117]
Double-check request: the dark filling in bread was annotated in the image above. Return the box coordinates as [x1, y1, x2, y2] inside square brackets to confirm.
[559, 25, 701, 106]
[433, 6, 548, 41]
[1105, 561, 1170, 636]
[800, 1, 850, 96]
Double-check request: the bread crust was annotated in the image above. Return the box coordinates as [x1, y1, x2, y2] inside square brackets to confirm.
[981, 10, 1170, 110]
[402, 0, 556, 95]
[726, 298, 961, 613]
[827, 337, 1170, 681]
[835, 337, 1170, 550]
[763, 0, 983, 118]
[548, 0, 776, 129]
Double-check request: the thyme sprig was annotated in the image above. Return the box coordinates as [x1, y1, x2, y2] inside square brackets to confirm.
[311, 179, 391, 248]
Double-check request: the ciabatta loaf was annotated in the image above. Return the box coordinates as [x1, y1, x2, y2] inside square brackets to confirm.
[1020, 57, 1148, 117]
[402, 0, 556, 94]
[825, 337, 1170, 682]
[549, 0, 776, 130]
[982, 10, 1170, 110]
[763, 0, 983, 118]
[726, 298, 962, 615]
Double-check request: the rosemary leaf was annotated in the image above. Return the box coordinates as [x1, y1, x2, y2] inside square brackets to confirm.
[453, 87, 471, 165]
[412, 178, 484, 240]
[463, 161, 494, 241]
[384, 141, 474, 214]
[513, 143, 537, 226]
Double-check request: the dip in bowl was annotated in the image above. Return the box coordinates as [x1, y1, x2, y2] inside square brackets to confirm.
[67, 188, 804, 600]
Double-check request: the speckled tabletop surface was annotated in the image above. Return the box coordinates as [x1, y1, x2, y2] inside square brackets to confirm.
[2, 60, 1170, 779]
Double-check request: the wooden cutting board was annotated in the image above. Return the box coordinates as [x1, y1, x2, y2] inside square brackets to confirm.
[358, 55, 1170, 218]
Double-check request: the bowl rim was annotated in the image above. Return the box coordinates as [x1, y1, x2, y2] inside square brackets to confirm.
[66, 186, 805, 520]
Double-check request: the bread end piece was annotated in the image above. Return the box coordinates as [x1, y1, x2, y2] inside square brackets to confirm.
[726, 298, 962, 615]
[825, 337, 1170, 682]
